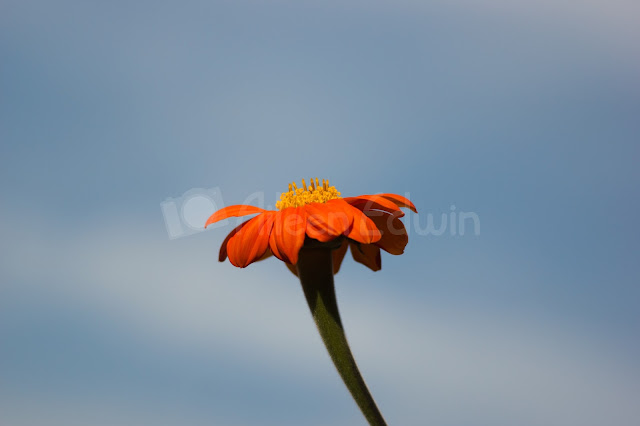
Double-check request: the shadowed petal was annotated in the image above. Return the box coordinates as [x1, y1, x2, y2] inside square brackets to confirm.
[365, 211, 408, 255]
[343, 195, 404, 217]
[350, 243, 381, 271]
[269, 207, 307, 265]
[227, 212, 275, 267]
[378, 193, 417, 213]
[332, 238, 349, 275]
[285, 262, 298, 277]
[205, 205, 267, 228]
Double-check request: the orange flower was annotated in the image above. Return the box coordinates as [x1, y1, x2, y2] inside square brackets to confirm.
[205, 178, 417, 271]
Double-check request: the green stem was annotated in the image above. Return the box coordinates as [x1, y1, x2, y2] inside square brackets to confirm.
[296, 246, 387, 426]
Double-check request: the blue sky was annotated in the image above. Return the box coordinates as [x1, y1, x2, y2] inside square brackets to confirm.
[1, 1, 639, 425]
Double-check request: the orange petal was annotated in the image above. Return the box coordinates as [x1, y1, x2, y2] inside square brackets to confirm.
[332, 238, 349, 275]
[365, 211, 408, 255]
[350, 242, 381, 271]
[205, 205, 267, 228]
[227, 212, 275, 267]
[343, 195, 405, 217]
[219, 220, 251, 262]
[305, 201, 351, 242]
[269, 231, 284, 263]
[344, 203, 382, 244]
[255, 248, 273, 263]
[269, 207, 307, 265]
[378, 193, 417, 213]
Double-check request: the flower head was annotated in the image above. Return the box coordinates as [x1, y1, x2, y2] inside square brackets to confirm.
[205, 178, 417, 270]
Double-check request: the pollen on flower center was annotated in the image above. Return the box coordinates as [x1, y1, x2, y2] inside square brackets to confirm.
[275, 178, 341, 210]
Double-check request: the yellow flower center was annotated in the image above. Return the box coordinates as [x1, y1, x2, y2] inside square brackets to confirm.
[276, 178, 341, 210]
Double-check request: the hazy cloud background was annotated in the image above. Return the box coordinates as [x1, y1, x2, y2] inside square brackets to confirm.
[1, 1, 639, 425]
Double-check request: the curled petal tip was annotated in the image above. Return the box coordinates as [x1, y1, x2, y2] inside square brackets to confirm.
[379, 193, 417, 213]
[205, 205, 267, 228]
